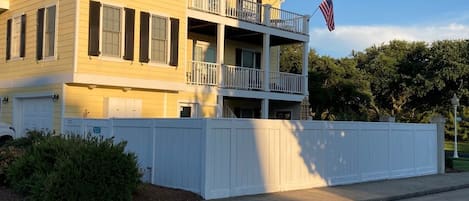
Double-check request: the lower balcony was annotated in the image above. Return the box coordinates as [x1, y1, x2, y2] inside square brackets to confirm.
[187, 61, 304, 94]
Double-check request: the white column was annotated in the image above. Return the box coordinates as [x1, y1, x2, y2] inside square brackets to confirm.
[217, 23, 225, 87]
[261, 98, 269, 119]
[263, 33, 270, 92]
[217, 95, 224, 118]
[302, 42, 309, 95]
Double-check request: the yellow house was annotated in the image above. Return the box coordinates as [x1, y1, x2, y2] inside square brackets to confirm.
[0, 0, 309, 136]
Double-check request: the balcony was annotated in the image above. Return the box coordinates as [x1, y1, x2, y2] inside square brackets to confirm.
[188, 0, 308, 34]
[187, 61, 304, 94]
[0, 0, 9, 13]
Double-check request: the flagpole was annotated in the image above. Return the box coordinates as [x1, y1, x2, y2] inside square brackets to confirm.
[311, 6, 320, 17]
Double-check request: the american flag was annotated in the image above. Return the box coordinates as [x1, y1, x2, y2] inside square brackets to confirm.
[319, 0, 335, 31]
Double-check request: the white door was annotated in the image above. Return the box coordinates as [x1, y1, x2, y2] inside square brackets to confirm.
[18, 98, 54, 136]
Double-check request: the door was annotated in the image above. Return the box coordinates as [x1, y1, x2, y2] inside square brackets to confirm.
[17, 97, 54, 136]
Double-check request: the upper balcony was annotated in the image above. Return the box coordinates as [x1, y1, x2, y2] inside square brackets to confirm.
[188, 0, 309, 35]
[0, 0, 9, 13]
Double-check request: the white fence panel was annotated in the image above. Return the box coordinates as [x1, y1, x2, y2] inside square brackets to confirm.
[63, 118, 437, 200]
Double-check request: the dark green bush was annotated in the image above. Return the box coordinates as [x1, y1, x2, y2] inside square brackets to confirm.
[0, 131, 46, 185]
[7, 133, 141, 201]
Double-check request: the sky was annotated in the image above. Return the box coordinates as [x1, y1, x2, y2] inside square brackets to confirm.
[282, 0, 469, 58]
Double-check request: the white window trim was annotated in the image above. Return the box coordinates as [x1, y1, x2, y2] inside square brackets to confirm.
[99, 3, 125, 60]
[178, 101, 199, 118]
[148, 12, 171, 65]
[8, 14, 24, 61]
[41, 3, 59, 61]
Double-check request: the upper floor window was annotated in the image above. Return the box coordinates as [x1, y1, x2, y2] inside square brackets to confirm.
[139, 12, 179, 66]
[6, 15, 26, 60]
[37, 5, 57, 60]
[102, 5, 121, 57]
[88, 1, 135, 60]
[150, 15, 168, 64]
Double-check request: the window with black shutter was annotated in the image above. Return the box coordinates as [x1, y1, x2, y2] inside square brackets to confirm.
[37, 8, 45, 60]
[88, 1, 101, 56]
[169, 18, 179, 66]
[123, 8, 135, 61]
[6, 19, 11, 60]
[20, 15, 26, 58]
[139, 12, 150, 63]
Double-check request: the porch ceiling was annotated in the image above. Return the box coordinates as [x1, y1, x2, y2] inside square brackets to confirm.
[188, 18, 302, 46]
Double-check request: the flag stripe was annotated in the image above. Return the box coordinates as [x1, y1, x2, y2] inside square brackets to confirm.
[319, 0, 335, 31]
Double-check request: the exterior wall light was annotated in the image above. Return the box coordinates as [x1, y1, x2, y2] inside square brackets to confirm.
[52, 94, 60, 102]
[2, 96, 8, 104]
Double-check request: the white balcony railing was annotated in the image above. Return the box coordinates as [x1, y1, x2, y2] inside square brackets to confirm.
[222, 65, 264, 90]
[188, 0, 308, 34]
[225, 0, 262, 24]
[187, 61, 219, 86]
[188, 0, 220, 14]
[187, 61, 304, 94]
[269, 7, 305, 33]
[269, 71, 303, 94]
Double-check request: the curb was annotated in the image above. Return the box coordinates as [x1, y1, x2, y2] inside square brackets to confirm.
[362, 183, 469, 201]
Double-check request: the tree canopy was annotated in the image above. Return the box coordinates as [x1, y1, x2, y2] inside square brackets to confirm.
[280, 40, 469, 140]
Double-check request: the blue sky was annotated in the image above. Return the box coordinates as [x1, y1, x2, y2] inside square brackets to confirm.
[282, 0, 469, 58]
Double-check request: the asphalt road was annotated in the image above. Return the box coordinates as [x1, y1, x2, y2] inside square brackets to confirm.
[400, 188, 469, 201]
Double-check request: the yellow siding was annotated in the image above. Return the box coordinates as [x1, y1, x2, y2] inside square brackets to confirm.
[65, 84, 219, 119]
[0, 84, 63, 131]
[76, 0, 187, 83]
[0, 0, 75, 81]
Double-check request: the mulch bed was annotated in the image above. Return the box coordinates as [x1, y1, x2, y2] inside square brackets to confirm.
[0, 184, 203, 201]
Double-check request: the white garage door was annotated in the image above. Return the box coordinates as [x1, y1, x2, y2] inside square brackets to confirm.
[17, 98, 54, 137]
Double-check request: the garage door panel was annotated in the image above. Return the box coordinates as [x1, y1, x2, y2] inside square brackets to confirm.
[19, 98, 54, 136]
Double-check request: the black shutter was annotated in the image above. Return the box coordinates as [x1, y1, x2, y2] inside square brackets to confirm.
[123, 8, 135, 61]
[6, 19, 11, 60]
[169, 18, 179, 66]
[139, 12, 150, 63]
[235, 48, 242, 66]
[20, 15, 26, 58]
[88, 1, 101, 56]
[37, 8, 45, 60]
[255, 52, 261, 69]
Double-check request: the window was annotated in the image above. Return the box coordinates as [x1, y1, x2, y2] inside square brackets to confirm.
[102, 5, 121, 57]
[37, 5, 56, 60]
[6, 15, 25, 60]
[179, 103, 198, 118]
[150, 15, 167, 63]
[236, 48, 261, 69]
[44, 6, 56, 57]
[11, 17, 21, 58]
[139, 11, 179, 66]
[87, 1, 135, 60]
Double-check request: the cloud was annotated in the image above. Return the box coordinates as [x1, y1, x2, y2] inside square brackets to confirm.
[310, 23, 469, 57]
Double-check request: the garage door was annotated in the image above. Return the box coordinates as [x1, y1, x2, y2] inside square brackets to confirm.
[17, 98, 54, 136]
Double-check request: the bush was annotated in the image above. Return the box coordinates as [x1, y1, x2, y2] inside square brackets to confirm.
[0, 131, 45, 185]
[6, 133, 141, 201]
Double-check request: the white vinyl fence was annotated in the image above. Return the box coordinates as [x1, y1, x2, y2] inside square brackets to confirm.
[63, 118, 437, 200]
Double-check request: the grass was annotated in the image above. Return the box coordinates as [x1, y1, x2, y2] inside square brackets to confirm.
[453, 159, 469, 171]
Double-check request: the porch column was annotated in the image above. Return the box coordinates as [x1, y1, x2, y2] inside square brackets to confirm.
[217, 95, 224, 118]
[261, 98, 269, 119]
[302, 41, 309, 95]
[263, 33, 270, 92]
[217, 23, 225, 87]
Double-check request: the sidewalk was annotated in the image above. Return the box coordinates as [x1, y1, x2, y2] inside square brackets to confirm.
[211, 172, 469, 201]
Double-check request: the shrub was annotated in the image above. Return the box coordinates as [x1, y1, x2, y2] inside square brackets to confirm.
[7, 133, 141, 201]
[0, 130, 46, 185]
